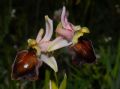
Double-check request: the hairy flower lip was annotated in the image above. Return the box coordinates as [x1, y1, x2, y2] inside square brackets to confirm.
[70, 37, 96, 65]
[11, 50, 41, 81]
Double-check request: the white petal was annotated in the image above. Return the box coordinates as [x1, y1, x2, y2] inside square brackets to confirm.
[41, 16, 53, 42]
[48, 37, 72, 52]
[36, 28, 44, 43]
[41, 54, 58, 72]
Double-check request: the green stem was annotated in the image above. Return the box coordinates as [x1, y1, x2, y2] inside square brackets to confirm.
[54, 72, 59, 88]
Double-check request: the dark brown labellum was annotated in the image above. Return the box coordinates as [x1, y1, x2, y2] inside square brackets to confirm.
[11, 49, 40, 81]
[71, 37, 96, 65]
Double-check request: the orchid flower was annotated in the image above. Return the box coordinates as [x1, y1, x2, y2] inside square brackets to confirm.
[52, 6, 96, 65]
[55, 6, 90, 45]
[11, 16, 59, 80]
[27, 16, 58, 73]
[53, 6, 96, 65]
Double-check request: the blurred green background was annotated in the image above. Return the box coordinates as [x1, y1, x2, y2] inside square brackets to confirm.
[0, 0, 120, 89]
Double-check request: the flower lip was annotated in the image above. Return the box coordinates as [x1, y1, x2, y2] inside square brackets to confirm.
[11, 49, 40, 81]
[71, 37, 96, 64]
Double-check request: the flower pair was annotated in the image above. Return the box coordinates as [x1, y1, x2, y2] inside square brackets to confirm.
[11, 6, 96, 80]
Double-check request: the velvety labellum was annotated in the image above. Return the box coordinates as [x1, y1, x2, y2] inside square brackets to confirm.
[72, 37, 96, 64]
[11, 50, 39, 80]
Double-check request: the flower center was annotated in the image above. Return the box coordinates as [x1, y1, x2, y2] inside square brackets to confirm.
[27, 39, 41, 56]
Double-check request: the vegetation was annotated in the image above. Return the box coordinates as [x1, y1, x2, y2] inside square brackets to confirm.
[0, 0, 120, 89]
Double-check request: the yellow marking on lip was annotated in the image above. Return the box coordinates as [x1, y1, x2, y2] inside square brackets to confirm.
[27, 39, 41, 56]
[72, 27, 90, 45]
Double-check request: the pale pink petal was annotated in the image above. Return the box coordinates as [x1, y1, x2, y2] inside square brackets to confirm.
[47, 36, 72, 52]
[41, 16, 53, 42]
[35, 58, 43, 77]
[56, 23, 74, 41]
[61, 6, 68, 28]
[61, 6, 73, 31]
[50, 36, 63, 44]
[38, 41, 52, 52]
[41, 54, 58, 72]
[38, 37, 62, 52]
[39, 37, 67, 52]
[36, 28, 44, 43]
[56, 6, 75, 41]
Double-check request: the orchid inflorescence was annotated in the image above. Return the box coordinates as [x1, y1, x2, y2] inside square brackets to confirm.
[11, 6, 96, 81]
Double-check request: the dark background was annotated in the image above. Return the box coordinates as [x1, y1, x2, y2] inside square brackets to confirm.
[0, 0, 120, 89]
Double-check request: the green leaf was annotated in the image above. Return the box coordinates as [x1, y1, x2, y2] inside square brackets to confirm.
[59, 74, 67, 89]
[49, 80, 58, 89]
[112, 40, 120, 78]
